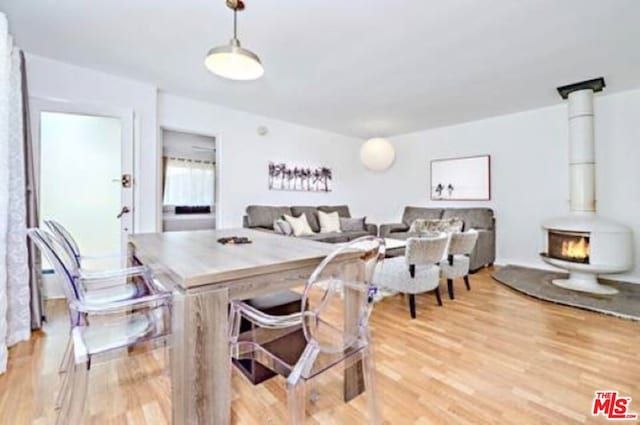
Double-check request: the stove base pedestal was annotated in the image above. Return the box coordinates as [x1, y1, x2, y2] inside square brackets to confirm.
[551, 272, 618, 295]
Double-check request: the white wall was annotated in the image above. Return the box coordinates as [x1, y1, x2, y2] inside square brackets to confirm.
[25, 53, 159, 233]
[364, 89, 640, 282]
[158, 93, 368, 229]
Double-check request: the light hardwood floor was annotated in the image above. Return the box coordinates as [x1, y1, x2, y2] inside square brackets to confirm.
[1, 268, 638, 424]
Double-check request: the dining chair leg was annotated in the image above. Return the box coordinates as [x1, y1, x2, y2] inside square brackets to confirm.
[408, 294, 416, 319]
[287, 381, 306, 425]
[56, 359, 89, 425]
[55, 343, 75, 409]
[309, 378, 320, 403]
[434, 287, 443, 306]
[228, 304, 242, 340]
[362, 348, 382, 425]
[447, 279, 455, 300]
[464, 275, 471, 291]
[162, 339, 170, 376]
[59, 336, 72, 374]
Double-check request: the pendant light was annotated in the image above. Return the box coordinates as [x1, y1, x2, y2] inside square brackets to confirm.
[360, 138, 396, 171]
[205, 0, 264, 80]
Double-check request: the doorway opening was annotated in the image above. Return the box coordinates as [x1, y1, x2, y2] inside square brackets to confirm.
[161, 129, 217, 232]
[39, 112, 124, 257]
[32, 100, 134, 297]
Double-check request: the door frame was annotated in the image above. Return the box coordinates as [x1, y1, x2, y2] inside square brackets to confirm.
[30, 97, 135, 252]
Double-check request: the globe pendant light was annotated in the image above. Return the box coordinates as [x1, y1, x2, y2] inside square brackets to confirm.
[360, 138, 396, 171]
[205, 0, 264, 81]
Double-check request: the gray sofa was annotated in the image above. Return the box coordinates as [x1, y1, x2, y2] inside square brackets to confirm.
[243, 205, 377, 243]
[380, 207, 495, 272]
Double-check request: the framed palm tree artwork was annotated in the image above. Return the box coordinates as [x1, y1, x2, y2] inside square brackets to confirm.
[430, 154, 491, 200]
[268, 162, 332, 192]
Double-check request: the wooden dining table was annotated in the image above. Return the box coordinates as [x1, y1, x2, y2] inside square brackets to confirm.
[128, 228, 366, 425]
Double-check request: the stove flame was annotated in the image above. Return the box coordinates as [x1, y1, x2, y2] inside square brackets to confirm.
[561, 237, 590, 260]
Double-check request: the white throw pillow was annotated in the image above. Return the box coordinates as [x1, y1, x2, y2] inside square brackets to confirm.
[318, 210, 341, 233]
[283, 214, 315, 236]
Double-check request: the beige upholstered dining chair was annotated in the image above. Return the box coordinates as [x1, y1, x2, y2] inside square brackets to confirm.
[440, 230, 479, 299]
[374, 232, 449, 318]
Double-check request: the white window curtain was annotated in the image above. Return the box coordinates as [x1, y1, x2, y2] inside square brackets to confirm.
[163, 158, 214, 207]
[0, 13, 31, 374]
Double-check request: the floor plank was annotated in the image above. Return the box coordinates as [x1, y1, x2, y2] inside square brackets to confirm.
[1, 267, 638, 424]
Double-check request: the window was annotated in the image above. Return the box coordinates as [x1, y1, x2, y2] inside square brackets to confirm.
[163, 158, 215, 207]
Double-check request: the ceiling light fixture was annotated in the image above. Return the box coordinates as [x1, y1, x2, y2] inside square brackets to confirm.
[205, 0, 264, 81]
[360, 138, 396, 171]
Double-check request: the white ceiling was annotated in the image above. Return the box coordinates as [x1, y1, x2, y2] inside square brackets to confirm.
[3, 0, 640, 137]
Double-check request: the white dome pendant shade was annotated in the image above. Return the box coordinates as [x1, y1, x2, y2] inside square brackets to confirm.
[205, 38, 264, 81]
[205, 0, 264, 81]
[360, 138, 396, 171]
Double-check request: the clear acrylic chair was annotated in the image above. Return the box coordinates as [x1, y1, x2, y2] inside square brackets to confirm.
[44, 219, 139, 278]
[28, 228, 172, 425]
[440, 229, 479, 299]
[44, 219, 158, 372]
[229, 236, 386, 424]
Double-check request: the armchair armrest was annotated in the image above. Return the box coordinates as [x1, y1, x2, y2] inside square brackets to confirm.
[380, 223, 409, 238]
[80, 253, 123, 261]
[78, 265, 151, 281]
[70, 291, 172, 315]
[78, 266, 168, 294]
[231, 300, 303, 330]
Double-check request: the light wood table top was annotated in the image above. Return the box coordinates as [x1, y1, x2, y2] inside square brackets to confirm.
[129, 228, 347, 289]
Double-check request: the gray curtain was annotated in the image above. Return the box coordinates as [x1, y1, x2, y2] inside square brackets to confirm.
[20, 51, 44, 329]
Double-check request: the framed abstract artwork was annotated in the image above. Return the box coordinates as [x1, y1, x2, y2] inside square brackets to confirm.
[430, 155, 491, 200]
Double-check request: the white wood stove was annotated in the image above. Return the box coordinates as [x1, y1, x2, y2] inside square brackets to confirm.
[541, 78, 633, 295]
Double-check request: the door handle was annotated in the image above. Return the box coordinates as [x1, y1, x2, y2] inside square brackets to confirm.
[117, 206, 131, 219]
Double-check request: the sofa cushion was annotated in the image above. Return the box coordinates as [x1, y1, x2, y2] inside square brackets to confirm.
[402, 207, 444, 227]
[301, 230, 370, 243]
[318, 205, 351, 218]
[341, 230, 373, 241]
[442, 208, 494, 230]
[340, 217, 366, 232]
[291, 206, 321, 232]
[246, 205, 292, 229]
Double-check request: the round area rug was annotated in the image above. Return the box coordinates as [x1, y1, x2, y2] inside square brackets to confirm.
[492, 265, 640, 321]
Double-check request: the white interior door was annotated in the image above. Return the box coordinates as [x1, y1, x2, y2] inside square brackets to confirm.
[31, 99, 134, 262]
